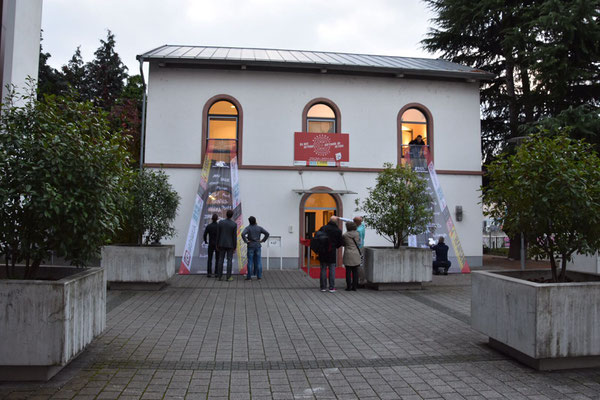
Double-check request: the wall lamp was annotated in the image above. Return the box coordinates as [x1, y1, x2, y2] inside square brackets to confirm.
[455, 206, 463, 222]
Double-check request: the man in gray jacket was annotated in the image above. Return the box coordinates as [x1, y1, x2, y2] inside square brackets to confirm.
[241, 216, 270, 280]
[216, 209, 238, 281]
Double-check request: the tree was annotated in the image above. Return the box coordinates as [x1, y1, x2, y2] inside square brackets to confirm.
[355, 163, 432, 248]
[61, 46, 88, 100]
[0, 84, 130, 279]
[482, 133, 600, 282]
[37, 34, 65, 98]
[422, 0, 600, 161]
[423, 0, 600, 259]
[111, 74, 145, 165]
[122, 169, 180, 245]
[86, 30, 128, 110]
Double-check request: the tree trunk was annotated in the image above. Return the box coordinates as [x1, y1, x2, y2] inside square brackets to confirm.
[559, 254, 568, 282]
[507, 233, 526, 260]
[549, 252, 558, 282]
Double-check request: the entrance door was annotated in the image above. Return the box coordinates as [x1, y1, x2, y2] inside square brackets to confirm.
[304, 193, 337, 267]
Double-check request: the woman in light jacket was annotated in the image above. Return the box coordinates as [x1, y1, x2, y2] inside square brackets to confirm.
[342, 221, 362, 291]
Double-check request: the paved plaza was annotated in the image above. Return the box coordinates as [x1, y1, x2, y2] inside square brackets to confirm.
[2, 259, 600, 399]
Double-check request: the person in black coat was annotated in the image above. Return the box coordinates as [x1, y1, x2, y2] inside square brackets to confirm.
[317, 216, 343, 292]
[430, 236, 451, 275]
[202, 214, 219, 277]
[216, 209, 238, 281]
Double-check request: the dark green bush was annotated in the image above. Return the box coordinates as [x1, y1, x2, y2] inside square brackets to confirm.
[0, 85, 130, 278]
[123, 169, 180, 245]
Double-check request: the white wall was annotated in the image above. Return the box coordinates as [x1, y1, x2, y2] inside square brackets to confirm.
[146, 67, 482, 172]
[1, 0, 43, 101]
[146, 65, 483, 265]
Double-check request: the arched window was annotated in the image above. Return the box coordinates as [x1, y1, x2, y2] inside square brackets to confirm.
[400, 107, 428, 159]
[207, 100, 238, 147]
[306, 103, 337, 133]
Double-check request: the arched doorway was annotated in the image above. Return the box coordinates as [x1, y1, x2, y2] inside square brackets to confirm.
[298, 189, 343, 278]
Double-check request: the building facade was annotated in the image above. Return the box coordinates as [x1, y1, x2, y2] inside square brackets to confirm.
[139, 46, 493, 270]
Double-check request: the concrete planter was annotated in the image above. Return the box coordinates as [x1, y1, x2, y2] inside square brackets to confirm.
[472, 269, 600, 370]
[0, 267, 106, 381]
[567, 252, 600, 274]
[364, 246, 432, 290]
[101, 245, 175, 289]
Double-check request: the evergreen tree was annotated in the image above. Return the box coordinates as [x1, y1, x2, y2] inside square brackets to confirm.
[422, 0, 600, 161]
[61, 46, 88, 100]
[86, 30, 128, 110]
[37, 34, 65, 98]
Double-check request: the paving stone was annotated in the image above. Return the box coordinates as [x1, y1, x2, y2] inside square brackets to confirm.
[1, 271, 599, 400]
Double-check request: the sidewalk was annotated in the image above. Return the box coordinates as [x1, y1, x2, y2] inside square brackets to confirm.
[1, 267, 599, 400]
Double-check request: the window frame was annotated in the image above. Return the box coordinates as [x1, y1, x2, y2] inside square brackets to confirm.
[302, 98, 342, 134]
[397, 103, 434, 163]
[201, 95, 244, 164]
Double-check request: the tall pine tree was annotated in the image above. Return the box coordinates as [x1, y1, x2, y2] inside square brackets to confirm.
[86, 30, 128, 110]
[61, 46, 88, 100]
[422, 0, 600, 161]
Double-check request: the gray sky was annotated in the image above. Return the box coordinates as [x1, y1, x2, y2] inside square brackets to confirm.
[41, 0, 439, 75]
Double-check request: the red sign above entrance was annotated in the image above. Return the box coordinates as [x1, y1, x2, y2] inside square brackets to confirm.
[294, 132, 349, 167]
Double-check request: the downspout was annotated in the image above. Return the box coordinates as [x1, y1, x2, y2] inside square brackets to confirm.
[138, 56, 147, 171]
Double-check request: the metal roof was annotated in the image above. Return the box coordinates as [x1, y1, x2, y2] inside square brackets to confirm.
[137, 45, 494, 81]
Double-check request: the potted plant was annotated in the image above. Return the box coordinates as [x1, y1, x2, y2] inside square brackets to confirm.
[355, 162, 433, 289]
[476, 133, 600, 370]
[102, 168, 180, 289]
[0, 86, 130, 380]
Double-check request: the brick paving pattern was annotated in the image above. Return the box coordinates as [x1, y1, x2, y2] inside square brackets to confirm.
[1, 258, 599, 399]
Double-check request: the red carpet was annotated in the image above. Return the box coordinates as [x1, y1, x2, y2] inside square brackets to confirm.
[301, 265, 346, 279]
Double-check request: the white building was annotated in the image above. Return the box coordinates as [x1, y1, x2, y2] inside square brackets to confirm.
[0, 0, 43, 102]
[138, 46, 493, 270]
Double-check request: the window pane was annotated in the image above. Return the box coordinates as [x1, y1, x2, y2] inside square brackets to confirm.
[209, 100, 238, 115]
[307, 103, 335, 118]
[308, 120, 334, 133]
[402, 108, 426, 122]
[208, 118, 237, 139]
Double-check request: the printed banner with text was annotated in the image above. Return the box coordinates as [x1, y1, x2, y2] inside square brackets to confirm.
[179, 139, 248, 275]
[294, 132, 349, 167]
[407, 147, 470, 273]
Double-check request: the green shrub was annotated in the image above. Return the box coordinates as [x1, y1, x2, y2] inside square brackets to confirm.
[483, 133, 600, 282]
[123, 169, 180, 245]
[355, 162, 432, 248]
[0, 85, 130, 278]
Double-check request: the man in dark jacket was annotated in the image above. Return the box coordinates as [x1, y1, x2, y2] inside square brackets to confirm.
[216, 209, 238, 281]
[202, 214, 219, 277]
[430, 236, 451, 275]
[317, 216, 343, 292]
[241, 216, 269, 280]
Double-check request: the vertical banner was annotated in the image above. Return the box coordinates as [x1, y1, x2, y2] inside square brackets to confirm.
[179, 139, 248, 275]
[407, 147, 470, 273]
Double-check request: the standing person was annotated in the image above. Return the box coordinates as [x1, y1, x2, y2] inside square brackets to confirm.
[241, 216, 270, 281]
[315, 216, 343, 292]
[430, 236, 452, 275]
[216, 209, 237, 281]
[342, 221, 361, 291]
[202, 214, 219, 277]
[408, 135, 426, 168]
[354, 216, 366, 286]
[354, 216, 365, 249]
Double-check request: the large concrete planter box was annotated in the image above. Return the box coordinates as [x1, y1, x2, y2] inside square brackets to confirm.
[0, 267, 106, 381]
[567, 252, 600, 274]
[472, 269, 600, 370]
[101, 245, 175, 289]
[364, 246, 432, 290]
